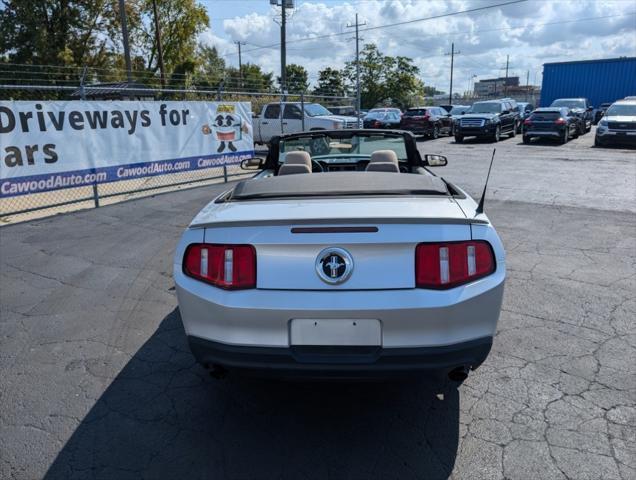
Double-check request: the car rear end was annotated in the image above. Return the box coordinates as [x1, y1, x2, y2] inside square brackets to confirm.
[523, 109, 570, 141]
[174, 195, 505, 380]
[362, 111, 385, 129]
[400, 108, 432, 135]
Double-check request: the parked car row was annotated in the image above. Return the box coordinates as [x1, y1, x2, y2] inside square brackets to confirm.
[361, 99, 538, 143]
[251, 98, 634, 148]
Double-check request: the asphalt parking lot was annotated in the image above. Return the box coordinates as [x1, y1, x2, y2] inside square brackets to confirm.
[1, 127, 635, 480]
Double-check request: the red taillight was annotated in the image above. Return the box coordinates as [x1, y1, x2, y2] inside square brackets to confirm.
[183, 243, 256, 289]
[554, 118, 567, 125]
[524, 118, 532, 125]
[415, 241, 495, 289]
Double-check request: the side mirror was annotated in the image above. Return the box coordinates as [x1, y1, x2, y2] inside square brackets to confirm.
[502, 110, 510, 115]
[587, 106, 594, 111]
[461, 111, 466, 115]
[425, 154, 448, 167]
[240, 157, 263, 170]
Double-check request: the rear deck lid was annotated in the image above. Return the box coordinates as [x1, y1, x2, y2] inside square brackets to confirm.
[191, 195, 467, 229]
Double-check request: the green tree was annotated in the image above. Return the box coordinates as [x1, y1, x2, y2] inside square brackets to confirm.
[312, 67, 347, 97]
[193, 45, 226, 89]
[0, 0, 119, 67]
[129, 0, 209, 76]
[225, 63, 274, 92]
[277, 63, 308, 94]
[423, 86, 443, 96]
[344, 44, 424, 109]
[0, 0, 209, 87]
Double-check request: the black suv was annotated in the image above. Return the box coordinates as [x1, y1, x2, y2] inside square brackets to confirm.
[549, 98, 594, 134]
[454, 100, 519, 143]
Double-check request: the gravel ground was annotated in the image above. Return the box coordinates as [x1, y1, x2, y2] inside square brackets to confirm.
[0, 128, 634, 480]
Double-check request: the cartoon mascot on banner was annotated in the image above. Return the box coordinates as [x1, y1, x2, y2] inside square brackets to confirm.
[202, 104, 250, 153]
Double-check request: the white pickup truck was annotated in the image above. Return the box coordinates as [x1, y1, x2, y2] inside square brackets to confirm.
[253, 102, 359, 145]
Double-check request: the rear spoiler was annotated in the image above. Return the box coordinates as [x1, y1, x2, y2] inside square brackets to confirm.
[190, 217, 489, 229]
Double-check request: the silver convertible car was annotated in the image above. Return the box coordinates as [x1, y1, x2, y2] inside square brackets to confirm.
[174, 130, 505, 381]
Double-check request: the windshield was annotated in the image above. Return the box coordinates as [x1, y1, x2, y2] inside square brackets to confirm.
[404, 109, 428, 116]
[279, 133, 408, 163]
[450, 106, 467, 115]
[605, 104, 636, 116]
[364, 111, 387, 120]
[551, 99, 586, 109]
[530, 111, 562, 121]
[304, 104, 333, 117]
[467, 103, 502, 114]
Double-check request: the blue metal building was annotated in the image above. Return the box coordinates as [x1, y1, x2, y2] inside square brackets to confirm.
[540, 57, 636, 107]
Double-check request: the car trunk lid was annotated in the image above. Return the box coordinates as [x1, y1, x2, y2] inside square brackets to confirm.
[194, 197, 473, 290]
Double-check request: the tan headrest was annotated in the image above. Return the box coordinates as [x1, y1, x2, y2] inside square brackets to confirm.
[369, 150, 399, 165]
[283, 151, 312, 168]
[278, 163, 312, 175]
[366, 162, 400, 173]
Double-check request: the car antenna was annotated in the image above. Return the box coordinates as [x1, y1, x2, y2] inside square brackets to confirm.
[475, 148, 496, 216]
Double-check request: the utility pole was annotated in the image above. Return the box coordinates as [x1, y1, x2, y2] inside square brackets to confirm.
[347, 13, 366, 126]
[280, 1, 287, 96]
[526, 69, 530, 102]
[152, 0, 166, 88]
[504, 54, 509, 95]
[235, 41, 246, 89]
[445, 43, 460, 105]
[118, 0, 133, 83]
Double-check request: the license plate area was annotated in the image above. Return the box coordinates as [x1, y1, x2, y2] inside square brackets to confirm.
[290, 319, 382, 346]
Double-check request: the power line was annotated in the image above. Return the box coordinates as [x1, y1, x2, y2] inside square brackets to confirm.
[222, 10, 636, 59]
[220, 0, 528, 57]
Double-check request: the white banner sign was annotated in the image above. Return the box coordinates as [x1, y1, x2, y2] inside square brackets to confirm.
[0, 100, 254, 197]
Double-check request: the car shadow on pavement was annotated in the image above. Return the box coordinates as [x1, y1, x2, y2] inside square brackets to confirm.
[44, 308, 460, 480]
[518, 139, 568, 147]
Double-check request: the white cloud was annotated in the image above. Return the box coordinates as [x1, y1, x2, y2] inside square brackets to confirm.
[198, 0, 636, 92]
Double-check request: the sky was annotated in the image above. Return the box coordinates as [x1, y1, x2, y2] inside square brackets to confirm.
[198, 0, 636, 93]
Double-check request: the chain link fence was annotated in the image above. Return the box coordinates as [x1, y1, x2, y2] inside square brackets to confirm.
[0, 66, 355, 224]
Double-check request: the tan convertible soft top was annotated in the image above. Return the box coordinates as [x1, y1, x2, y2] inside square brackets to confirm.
[230, 171, 448, 200]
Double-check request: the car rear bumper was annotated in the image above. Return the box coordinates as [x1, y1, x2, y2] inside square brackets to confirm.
[524, 130, 562, 137]
[187, 334, 493, 378]
[176, 271, 504, 344]
[401, 125, 432, 135]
